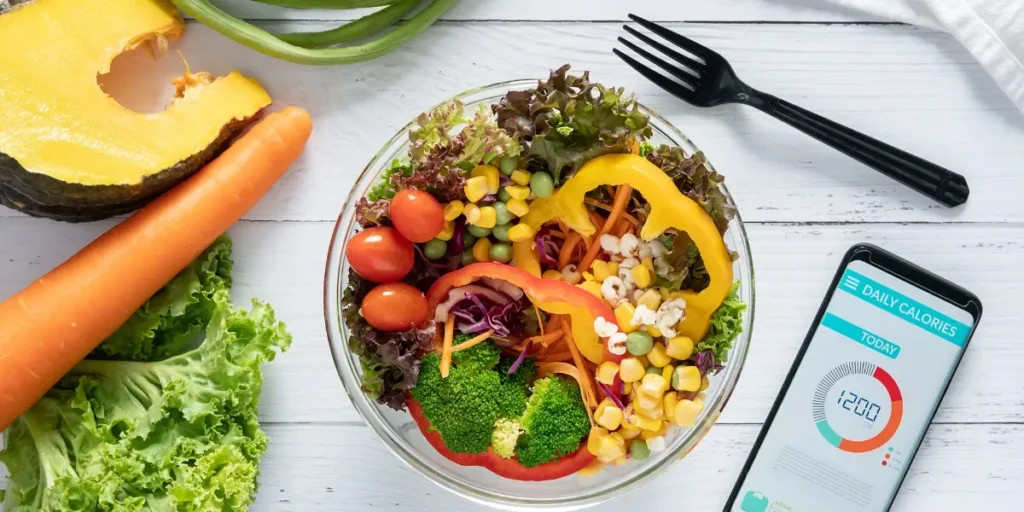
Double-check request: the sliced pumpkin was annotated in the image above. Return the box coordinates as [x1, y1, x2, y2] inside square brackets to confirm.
[0, 0, 272, 221]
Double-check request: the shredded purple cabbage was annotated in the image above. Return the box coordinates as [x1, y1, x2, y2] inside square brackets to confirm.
[449, 291, 527, 336]
[597, 381, 626, 410]
[449, 217, 467, 254]
[694, 349, 716, 377]
[508, 345, 530, 374]
[535, 228, 560, 269]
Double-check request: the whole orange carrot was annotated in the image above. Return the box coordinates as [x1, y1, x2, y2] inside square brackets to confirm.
[0, 107, 313, 431]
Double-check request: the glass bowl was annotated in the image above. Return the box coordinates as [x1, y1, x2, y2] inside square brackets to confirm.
[324, 80, 755, 510]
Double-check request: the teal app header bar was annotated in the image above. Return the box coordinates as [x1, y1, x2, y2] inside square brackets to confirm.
[839, 269, 970, 347]
[821, 313, 901, 359]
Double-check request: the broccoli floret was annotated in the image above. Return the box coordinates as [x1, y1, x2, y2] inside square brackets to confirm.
[411, 352, 500, 454]
[495, 356, 537, 419]
[450, 333, 501, 371]
[514, 376, 591, 467]
[491, 418, 523, 459]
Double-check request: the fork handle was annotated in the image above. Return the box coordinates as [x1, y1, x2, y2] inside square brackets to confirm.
[754, 96, 969, 207]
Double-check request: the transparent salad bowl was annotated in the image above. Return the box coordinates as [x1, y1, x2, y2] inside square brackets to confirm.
[324, 80, 755, 510]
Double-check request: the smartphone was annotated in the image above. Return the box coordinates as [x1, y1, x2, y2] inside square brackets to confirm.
[724, 244, 982, 512]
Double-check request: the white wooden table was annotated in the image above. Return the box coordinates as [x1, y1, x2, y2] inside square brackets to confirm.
[3, 1, 1024, 510]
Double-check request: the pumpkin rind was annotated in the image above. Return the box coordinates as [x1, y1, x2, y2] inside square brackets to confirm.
[0, 0, 272, 222]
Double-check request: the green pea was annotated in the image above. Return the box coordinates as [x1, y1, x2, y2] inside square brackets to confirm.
[497, 188, 512, 202]
[489, 243, 513, 263]
[467, 225, 491, 238]
[630, 439, 650, 460]
[646, 366, 661, 376]
[530, 171, 555, 198]
[424, 239, 448, 260]
[461, 250, 476, 266]
[626, 331, 654, 356]
[493, 202, 513, 226]
[498, 156, 519, 176]
[492, 223, 512, 242]
[462, 233, 477, 251]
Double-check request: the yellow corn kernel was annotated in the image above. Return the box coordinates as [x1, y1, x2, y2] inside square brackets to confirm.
[507, 223, 536, 243]
[464, 176, 489, 202]
[435, 220, 455, 241]
[666, 336, 695, 361]
[463, 203, 481, 224]
[607, 261, 619, 276]
[661, 364, 675, 382]
[647, 343, 671, 367]
[590, 260, 611, 281]
[505, 198, 530, 217]
[510, 169, 532, 186]
[696, 394, 706, 405]
[674, 399, 703, 427]
[619, 357, 646, 383]
[505, 185, 531, 200]
[672, 365, 701, 392]
[623, 381, 633, 394]
[669, 291, 688, 302]
[658, 288, 671, 300]
[472, 238, 492, 262]
[474, 206, 497, 228]
[631, 265, 652, 289]
[640, 373, 669, 397]
[595, 399, 624, 430]
[637, 354, 650, 367]
[597, 432, 626, 462]
[578, 459, 607, 477]
[471, 164, 500, 194]
[636, 401, 664, 421]
[582, 271, 596, 282]
[443, 201, 464, 221]
[631, 414, 662, 432]
[578, 280, 602, 298]
[587, 426, 609, 456]
[595, 361, 620, 386]
[635, 389, 661, 411]
[700, 375, 710, 391]
[542, 269, 563, 281]
[640, 421, 669, 440]
[641, 256, 655, 273]
[664, 391, 679, 415]
[620, 424, 641, 440]
[614, 302, 639, 333]
[646, 325, 663, 337]
[636, 289, 662, 312]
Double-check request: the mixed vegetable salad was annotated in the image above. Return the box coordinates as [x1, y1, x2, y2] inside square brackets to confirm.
[342, 65, 747, 480]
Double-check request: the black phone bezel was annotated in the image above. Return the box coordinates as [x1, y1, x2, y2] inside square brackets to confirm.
[722, 243, 982, 511]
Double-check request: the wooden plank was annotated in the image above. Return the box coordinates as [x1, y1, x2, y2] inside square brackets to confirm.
[1, 219, 1020, 425]
[6, 23, 1020, 223]
[209, 0, 876, 22]
[3, 423, 1021, 509]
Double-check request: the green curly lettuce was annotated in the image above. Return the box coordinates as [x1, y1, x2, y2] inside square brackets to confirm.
[0, 237, 291, 512]
[493, 64, 652, 183]
[697, 281, 746, 366]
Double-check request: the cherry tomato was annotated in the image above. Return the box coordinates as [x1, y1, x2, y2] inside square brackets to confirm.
[361, 283, 428, 331]
[389, 189, 444, 243]
[346, 227, 414, 283]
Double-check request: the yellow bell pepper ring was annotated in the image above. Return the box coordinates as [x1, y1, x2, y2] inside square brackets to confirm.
[520, 153, 734, 340]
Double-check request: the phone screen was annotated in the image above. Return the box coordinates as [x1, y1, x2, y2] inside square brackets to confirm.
[728, 258, 977, 512]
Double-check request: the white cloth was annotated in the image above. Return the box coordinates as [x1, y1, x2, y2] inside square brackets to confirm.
[820, 0, 1024, 113]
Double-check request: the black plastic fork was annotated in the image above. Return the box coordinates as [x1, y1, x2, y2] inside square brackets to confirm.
[615, 14, 969, 207]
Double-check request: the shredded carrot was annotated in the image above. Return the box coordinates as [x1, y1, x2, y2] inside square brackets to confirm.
[537, 362, 596, 422]
[584, 199, 640, 227]
[549, 230, 567, 239]
[520, 330, 564, 348]
[614, 218, 633, 238]
[588, 211, 606, 233]
[560, 317, 598, 410]
[544, 315, 562, 335]
[535, 307, 545, 336]
[559, 232, 583, 270]
[451, 329, 494, 353]
[539, 351, 574, 362]
[440, 314, 455, 378]
[579, 185, 633, 271]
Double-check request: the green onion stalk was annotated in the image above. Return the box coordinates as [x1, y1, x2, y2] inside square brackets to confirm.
[172, 0, 456, 65]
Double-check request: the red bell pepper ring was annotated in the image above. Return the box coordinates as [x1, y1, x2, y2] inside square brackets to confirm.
[425, 262, 622, 363]
[408, 398, 596, 481]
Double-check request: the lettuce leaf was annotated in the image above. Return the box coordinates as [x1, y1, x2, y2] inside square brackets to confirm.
[697, 281, 746, 366]
[0, 237, 290, 511]
[493, 64, 652, 183]
[645, 145, 735, 234]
